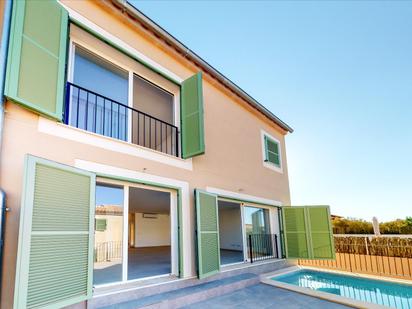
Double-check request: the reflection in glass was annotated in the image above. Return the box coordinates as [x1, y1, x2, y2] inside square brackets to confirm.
[244, 206, 270, 235]
[94, 184, 124, 285]
[244, 206, 271, 259]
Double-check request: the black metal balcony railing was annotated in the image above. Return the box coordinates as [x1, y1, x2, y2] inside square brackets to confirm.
[248, 233, 279, 263]
[64, 82, 179, 157]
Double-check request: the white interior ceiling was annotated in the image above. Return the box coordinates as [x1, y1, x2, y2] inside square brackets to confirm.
[129, 187, 170, 214]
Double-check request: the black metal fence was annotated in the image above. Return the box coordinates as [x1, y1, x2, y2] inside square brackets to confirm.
[299, 235, 412, 280]
[248, 234, 279, 263]
[94, 241, 122, 263]
[64, 82, 179, 157]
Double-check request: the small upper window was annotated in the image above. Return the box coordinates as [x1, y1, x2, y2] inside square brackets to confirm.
[264, 136, 280, 167]
[263, 133, 281, 170]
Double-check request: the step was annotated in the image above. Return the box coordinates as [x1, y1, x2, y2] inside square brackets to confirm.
[88, 259, 290, 308]
[97, 273, 260, 309]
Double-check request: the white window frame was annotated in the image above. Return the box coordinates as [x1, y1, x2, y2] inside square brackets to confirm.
[67, 39, 181, 153]
[261, 130, 283, 173]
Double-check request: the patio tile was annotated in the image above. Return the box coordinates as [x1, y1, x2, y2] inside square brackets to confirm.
[182, 284, 350, 309]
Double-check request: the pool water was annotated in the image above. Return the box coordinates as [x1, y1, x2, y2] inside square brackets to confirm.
[273, 269, 412, 308]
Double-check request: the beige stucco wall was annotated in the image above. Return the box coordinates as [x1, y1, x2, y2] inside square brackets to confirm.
[0, 1, 291, 307]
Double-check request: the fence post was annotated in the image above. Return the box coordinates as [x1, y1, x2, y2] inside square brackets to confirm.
[248, 234, 253, 263]
[274, 234, 279, 258]
[365, 237, 369, 255]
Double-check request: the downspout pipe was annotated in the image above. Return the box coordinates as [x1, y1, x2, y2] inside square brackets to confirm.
[0, 0, 12, 303]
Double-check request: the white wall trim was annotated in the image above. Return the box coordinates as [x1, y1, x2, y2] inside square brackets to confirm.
[206, 187, 282, 207]
[74, 159, 192, 278]
[59, 2, 184, 84]
[261, 129, 283, 174]
[122, 184, 129, 282]
[38, 117, 193, 170]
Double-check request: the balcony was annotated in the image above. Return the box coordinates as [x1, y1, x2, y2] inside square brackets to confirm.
[64, 82, 179, 157]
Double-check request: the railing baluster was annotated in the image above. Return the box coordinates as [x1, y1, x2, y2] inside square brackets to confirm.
[136, 113, 140, 145]
[155, 120, 157, 151]
[166, 125, 169, 155]
[76, 88, 80, 127]
[117, 104, 120, 140]
[249, 234, 253, 263]
[85, 91, 89, 130]
[94, 95, 97, 133]
[102, 98, 106, 135]
[110, 100, 113, 138]
[124, 106, 127, 141]
[143, 115, 146, 147]
[149, 118, 152, 149]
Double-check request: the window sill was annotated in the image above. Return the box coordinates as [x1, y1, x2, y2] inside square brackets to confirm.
[263, 161, 283, 174]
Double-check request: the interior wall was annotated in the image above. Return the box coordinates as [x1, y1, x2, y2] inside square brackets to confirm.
[134, 212, 171, 247]
[218, 205, 243, 251]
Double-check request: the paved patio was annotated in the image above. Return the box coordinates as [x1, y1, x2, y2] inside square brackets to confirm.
[93, 246, 171, 285]
[183, 283, 351, 309]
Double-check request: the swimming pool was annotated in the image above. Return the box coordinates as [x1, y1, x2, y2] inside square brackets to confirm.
[271, 269, 412, 308]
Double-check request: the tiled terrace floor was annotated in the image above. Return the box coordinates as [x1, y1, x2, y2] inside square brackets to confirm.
[183, 283, 351, 309]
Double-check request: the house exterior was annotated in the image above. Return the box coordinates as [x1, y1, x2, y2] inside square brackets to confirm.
[0, 1, 335, 308]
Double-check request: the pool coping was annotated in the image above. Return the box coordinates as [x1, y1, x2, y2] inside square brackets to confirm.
[260, 266, 394, 309]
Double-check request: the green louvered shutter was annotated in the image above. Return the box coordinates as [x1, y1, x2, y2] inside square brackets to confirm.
[282, 206, 334, 260]
[195, 190, 220, 279]
[14, 155, 95, 309]
[264, 136, 280, 167]
[282, 207, 309, 258]
[181, 72, 205, 159]
[307, 206, 335, 259]
[5, 0, 68, 120]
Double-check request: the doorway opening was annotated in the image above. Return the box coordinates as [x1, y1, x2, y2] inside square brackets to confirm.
[128, 186, 171, 280]
[218, 200, 244, 265]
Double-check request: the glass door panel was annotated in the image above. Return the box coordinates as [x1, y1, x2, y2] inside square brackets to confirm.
[93, 184, 124, 285]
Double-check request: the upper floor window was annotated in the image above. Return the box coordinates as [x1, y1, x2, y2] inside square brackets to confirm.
[261, 131, 282, 172]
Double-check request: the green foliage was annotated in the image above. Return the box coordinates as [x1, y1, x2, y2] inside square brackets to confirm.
[332, 218, 373, 234]
[333, 217, 412, 235]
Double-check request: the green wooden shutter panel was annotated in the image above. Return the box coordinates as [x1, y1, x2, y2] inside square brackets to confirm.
[282, 207, 309, 258]
[181, 72, 205, 158]
[282, 206, 334, 260]
[5, 0, 68, 120]
[14, 156, 95, 309]
[195, 190, 220, 279]
[307, 207, 335, 259]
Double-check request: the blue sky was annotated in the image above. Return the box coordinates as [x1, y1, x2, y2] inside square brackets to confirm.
[131, 1, 412, 222]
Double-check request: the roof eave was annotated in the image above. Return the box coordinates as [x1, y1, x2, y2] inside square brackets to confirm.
[110, 0, 294, 133]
